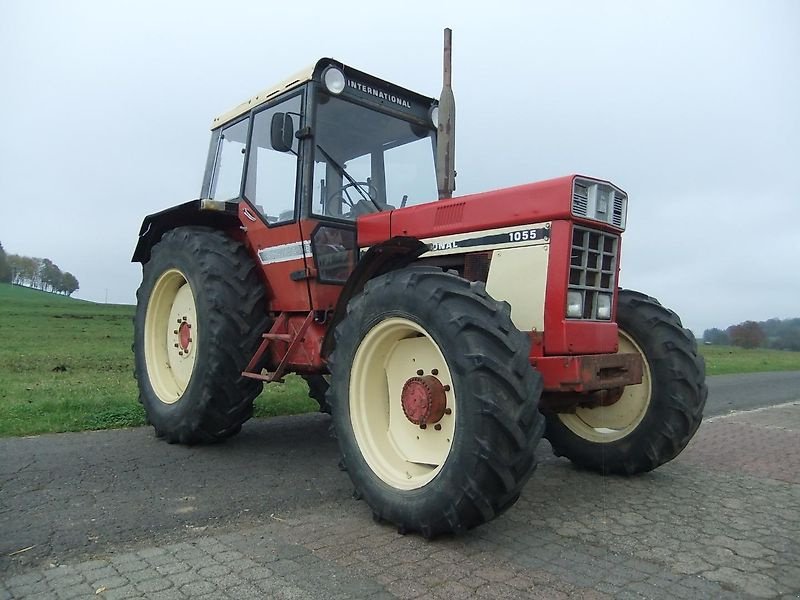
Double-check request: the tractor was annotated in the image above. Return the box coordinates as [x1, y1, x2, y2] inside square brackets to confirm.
[132, 31, 706, 537]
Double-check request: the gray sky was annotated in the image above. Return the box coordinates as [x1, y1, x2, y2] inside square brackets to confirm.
[1, 0, 798, 336]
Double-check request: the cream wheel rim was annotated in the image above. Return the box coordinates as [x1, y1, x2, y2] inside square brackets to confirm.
[349, 317, 456, 490]
[144, 269, 199, 404]
[558, 329, 651, 443]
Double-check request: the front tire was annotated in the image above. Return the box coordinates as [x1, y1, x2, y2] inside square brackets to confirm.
[328, 267, 544, 537]
[134, 227, 268, 444]
[544, 289, 706, 474]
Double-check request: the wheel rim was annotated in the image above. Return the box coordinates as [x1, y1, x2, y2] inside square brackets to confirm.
[349, 317, 456, 490]
[144, 269, 199, 404]
[558, 329, 651, 443]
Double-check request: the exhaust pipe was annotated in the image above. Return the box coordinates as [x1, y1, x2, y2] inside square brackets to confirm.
[436, 28, 456, 200]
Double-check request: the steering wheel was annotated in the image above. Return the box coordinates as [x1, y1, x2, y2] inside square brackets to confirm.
[327, 181, 380, 210]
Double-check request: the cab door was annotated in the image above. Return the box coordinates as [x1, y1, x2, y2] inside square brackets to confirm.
[240, 92, 311, 311]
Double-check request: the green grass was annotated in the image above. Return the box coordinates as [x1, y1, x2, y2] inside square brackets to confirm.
[699, 344, 800, 376]
[0, 283, 316, 437]
[2, 282, 798, 437]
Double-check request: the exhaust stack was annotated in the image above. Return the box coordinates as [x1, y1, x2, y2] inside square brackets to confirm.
[436, 28, 456, 200]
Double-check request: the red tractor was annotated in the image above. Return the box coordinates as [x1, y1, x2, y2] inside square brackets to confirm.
[133, 33, 706, 537]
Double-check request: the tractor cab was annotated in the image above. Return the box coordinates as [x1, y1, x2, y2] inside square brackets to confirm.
[195, 58, 441, 309]
[202, 59, 439, 223]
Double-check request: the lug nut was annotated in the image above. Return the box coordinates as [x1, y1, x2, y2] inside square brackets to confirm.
[443, 385, 451, 392]
[431, 368, 439, 375]
[434, 424, 442, 431]
[419, 423, 427, 430]
[178, 351, 184, 356]
[173, 329, 178, 334]
[174, 343, 179, 348]
[445, 408, 452, 415]
[177, 319, 182, 324]
[182, 316, 187, 321]
[416, 369, 424, 376]
[187, 324, 192, 329]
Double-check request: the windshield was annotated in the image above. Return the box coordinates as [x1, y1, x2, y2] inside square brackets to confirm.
[312, 93, 438, 220]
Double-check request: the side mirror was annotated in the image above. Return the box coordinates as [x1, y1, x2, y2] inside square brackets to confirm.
[270, 113, 295, 152]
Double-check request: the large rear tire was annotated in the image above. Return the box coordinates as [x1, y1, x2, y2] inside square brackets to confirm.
[544, 289, 706, 474]
[328, 266, 544, 537]
[134, 227, 268, 444]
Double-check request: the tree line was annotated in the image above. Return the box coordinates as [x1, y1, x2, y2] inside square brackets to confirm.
[704, 318, 800, 351]
[0, 241, 80, 296]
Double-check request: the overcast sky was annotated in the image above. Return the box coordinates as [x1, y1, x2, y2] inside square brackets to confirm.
[1, 0, 798, 335]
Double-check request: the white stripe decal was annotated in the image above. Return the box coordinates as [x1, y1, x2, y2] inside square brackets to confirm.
[258, 241, 312, 265]
[421, 222, 552, 257]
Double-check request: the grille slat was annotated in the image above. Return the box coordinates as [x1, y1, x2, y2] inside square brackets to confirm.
[568, 226, 619, 320]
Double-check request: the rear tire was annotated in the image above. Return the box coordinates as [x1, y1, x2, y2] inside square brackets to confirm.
[544, 289, 706, 474]
[328, 266, 544, 537]
[134, 227, 268, 444]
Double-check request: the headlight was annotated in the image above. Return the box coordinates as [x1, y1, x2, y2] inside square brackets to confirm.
[596, 293, 612, 320]
[323, 67, 346, 95]
[430, 106, 439, 128]
[566, 291, 583, 318]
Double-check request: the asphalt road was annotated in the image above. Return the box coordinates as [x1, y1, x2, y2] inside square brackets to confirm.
[0, 370, 798, 597]
[704, 371, 800, 417]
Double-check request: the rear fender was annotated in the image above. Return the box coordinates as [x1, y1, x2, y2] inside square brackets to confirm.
[131, 199, 240, 264]
[320, 236, 427, 358]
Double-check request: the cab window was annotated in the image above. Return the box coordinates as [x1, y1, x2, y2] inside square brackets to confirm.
[209, 118, 249, 201]
[245, 95, 303, 224]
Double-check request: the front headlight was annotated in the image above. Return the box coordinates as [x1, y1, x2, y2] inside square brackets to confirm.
[596, 293, 612, 320]
[322, 67, 346, 95]
[566, 291, 583, 318]
[430, 106, 439, 128]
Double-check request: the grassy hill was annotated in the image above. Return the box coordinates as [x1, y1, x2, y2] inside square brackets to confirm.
[0, 283, 315, 436]
[1, 282, 798, 437]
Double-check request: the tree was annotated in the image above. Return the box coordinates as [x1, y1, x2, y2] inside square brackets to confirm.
[727, 321, 766, 349]
[40, 259, 63, 293]
[703, 328, 729, 345]
[0, 242, 10, 283]
[61, 272, 79, 296]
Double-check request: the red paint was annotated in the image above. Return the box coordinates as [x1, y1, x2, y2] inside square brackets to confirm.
[235, 173, 628, 386]
[401, 376, 447, 425]
[178, 322, 191, 351]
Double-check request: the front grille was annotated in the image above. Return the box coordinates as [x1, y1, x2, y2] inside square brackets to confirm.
[568, 226, 619, 319]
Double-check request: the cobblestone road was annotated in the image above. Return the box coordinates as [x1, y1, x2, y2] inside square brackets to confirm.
[1, 402, 798, 599]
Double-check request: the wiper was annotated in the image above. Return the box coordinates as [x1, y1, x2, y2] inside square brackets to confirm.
[316, 144, 382, 212]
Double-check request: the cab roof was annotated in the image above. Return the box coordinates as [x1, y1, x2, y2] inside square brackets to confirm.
[210, 58, 436, 130]
[211, 62, 317, 129]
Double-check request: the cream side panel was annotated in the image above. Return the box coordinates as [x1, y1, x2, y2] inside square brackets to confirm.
[485, 245, 549, 332]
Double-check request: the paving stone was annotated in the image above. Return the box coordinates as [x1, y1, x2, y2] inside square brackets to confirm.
[103, 586, 140, 600]
[136, 576, 175, 593]
[180, 580, 218, 596]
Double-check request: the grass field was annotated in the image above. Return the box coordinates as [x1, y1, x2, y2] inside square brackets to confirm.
[0, 283, 316, 437]
[1, 282, 798, 437]
[699, 343, 800, 375]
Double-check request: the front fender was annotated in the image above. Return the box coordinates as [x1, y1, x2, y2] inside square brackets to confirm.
[132, 199, 240, 263]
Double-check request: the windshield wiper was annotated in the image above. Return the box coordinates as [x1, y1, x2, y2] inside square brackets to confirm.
[315, 144, 382, 212]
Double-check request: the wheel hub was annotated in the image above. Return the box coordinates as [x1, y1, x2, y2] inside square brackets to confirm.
[401, 375, 447, 426]
[177, 321, 192, 353]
